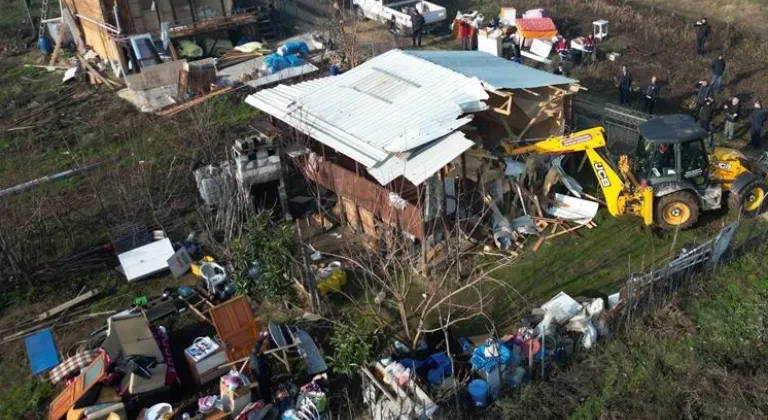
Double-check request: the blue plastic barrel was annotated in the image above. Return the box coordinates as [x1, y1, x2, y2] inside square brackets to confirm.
[467, 379, 489, 407]
[38, 37, 52, 55]
[329, 65, 339, 76]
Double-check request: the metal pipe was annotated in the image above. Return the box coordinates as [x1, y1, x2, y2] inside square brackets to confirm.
[75, 14, 120, 33]
[0, 159, 116, 198]
[113, 5, 122, 34]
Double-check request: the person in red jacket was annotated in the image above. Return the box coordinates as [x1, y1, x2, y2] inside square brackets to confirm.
[555, 36, 569, 63]
[582, 34, 595, 64]
[555, 36, 568, 54]
[459, 19, 471, 50]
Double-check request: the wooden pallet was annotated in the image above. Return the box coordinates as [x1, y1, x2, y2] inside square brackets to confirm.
[182, 287, 215, 323]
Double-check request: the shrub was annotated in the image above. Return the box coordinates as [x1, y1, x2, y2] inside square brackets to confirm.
[328, 314, 386, 377]
[231, 211, 296, 300]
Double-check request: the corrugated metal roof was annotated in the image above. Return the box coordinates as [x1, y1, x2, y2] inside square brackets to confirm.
[293, 50, 488, 154]
[245, 49, 488, 185]
[404, 50, 578, 90]
[367, 132, 474, 186]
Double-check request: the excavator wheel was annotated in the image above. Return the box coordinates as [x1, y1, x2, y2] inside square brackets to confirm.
[728, 178, 768, 217]
[655, 191, 700, 230]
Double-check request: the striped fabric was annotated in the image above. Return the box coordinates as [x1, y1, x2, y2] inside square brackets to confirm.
[48, 349, 101, 384]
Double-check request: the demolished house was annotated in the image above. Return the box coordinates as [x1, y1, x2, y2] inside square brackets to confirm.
[245, 49, 579, 257]
[61, 0, 267, 74]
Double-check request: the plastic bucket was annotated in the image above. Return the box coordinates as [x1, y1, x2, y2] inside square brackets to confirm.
[37, 37, 52, 55]
[467, 379, 489, 407]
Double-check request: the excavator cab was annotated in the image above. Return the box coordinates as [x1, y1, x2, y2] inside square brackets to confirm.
[634, 115, 711, 189]
[633, 115, 719, 229]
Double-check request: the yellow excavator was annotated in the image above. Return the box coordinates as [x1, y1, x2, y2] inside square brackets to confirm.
[502, 114, 768, 230]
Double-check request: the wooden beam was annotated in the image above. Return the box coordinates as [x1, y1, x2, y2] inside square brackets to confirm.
[36, 289, 99, 322]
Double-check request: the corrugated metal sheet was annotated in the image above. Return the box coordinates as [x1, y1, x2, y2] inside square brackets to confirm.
[404, 50, 578, 90]
[245, 49, 489, 185]
[368, 132, 474, 186]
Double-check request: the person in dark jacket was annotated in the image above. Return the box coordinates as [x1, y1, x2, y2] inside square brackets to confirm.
[694, 80, 713, 117]
[249, 331, 272, 403]
[617, 65, 632, 105]
[750, 101, 767, 148]
[710, 55, 726, 91]
[698, 97, 715, 132]
[411, 9, 425, 47]
[268, 4, 281, 39]
[643, 76, 660, 114]
[386, 15, 398, 45]
[695, 18, 710, 55]
[723, 97, 741, 140]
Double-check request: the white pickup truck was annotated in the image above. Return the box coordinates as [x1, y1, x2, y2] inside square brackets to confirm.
[353, 0, 447, 32]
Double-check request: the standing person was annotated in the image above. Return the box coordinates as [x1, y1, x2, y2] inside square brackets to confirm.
[643, 76, 660, 114]
[458, 19, 470, 50]
[386, 15, 398, 45]
[268, 3, 281, 39]
[695, 17, 710, 55]
[710, 55, 726, 91]
[411, 9, 425, 48]
[249, 331, 273, 403]
[553, 63, 565, 76]
[698, 97, 715, 132]
[555, 36, 569, 63]
[617, 65, 632, 105]
[723, 97, 741, 140]
[582, 34, 595, 65]
[694, 80, 713, 117]
[750, 101, 767, 148]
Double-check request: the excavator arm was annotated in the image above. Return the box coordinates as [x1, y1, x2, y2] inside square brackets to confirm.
[502, 127, 654, 225]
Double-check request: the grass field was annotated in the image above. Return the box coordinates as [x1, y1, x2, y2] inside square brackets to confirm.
[2, 0, 768, 417]
[486, 241, 768, 419]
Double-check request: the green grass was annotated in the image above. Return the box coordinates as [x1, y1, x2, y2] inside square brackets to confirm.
[489, 212, 714, 317]
[0, 378, 55, 419]
[0, 64, 59, 102]
[206, 95, 261, 126]
[566, 249, 768, 419]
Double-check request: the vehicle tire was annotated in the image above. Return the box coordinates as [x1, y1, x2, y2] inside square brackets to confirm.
[655, 191, 699, 230]
[728, 178, 768, 218]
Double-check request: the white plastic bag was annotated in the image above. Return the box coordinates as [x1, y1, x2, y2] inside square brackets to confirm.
[581, 321, 598, 349]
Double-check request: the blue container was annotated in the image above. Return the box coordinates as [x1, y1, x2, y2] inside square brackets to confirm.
[467, 379, 489, 407]
[459, 337, 473, 353]
[329, 65, 339, 76]
[38, 37, 52, 55]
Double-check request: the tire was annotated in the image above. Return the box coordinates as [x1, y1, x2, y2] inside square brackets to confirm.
[728, 178, 768, 218]
[655, 191, 700, 230]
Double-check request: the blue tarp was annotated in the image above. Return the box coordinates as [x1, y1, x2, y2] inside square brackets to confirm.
[25, 328, 59, 376]
[470, 341, 512, 373]
[264, 41, 310, 74]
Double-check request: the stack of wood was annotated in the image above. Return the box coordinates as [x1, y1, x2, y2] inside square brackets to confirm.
[531, 217, 598, 252]
[77, 54, 121, 89]
[216, 49, 269, 69]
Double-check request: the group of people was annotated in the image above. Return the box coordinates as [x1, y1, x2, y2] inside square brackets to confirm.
[551, 34, 596, 77]
[614, 16, 766, 147]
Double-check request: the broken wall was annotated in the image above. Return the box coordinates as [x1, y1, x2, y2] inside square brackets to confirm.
[65, 0, 123, 63]
[477, 86, 571, 145]
[126, 0, 235, 32]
